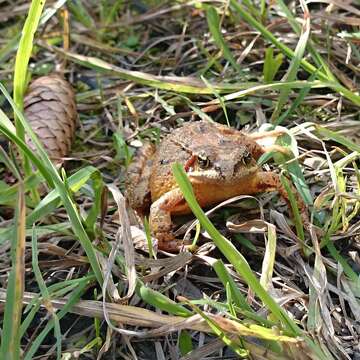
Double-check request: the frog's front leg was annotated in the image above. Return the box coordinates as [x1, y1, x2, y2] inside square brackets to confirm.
[149, 188, 191, 251]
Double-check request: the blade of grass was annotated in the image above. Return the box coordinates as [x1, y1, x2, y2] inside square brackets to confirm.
[205, 80, 360, 106]
[13, 0, 46, 124]
[229, 0, 325, 79]
[263, 48, 284, 83]
[27, 166, 99, 225]
[0, 0, 68, 64]
[274, 131, 313, 206]
[13, 0, 46, 203]
[179, 330, 193, 356]
[24, 278, 90, 360]
[200, 75, 230, 126]
[0, 183, 26, 360]
[212, 260, 253, 313]
[182, 298, 300, 353]
[32, 226, 62, 360]
[46, 48, 360, 106]
[280, 174, 305, 243]
[172, 162, 299, 334]
[136, 282, 192, 317]
[314, 126, 360, 153]
[259, 224, 277, 290]
[20, 275, 96, 338]
[229, 0, 360, 106]
[52, 48, 238, 93]
[206, 6, 241, 73]
[276, 0, 336, 82]
[0, 173, 40, 206]
[172, 163, 330, 359]
[271, 0, 310, 122]
[0, 83, 104, 286]
[274, 71, 318, 125]
[67, 0, 96, 28]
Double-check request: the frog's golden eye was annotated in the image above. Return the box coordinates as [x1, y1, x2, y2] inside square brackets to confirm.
[197, 156, 211, 169]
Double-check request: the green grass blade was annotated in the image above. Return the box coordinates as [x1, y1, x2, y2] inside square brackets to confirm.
[271, 1, 310, 122]
[229, 0, 324, 79]
[13, 0, 46, 127]
[32, 226, 62, 360]
[27, 166, 99, 225]
[24, 279, 90, 360]
[0, 84, 104, 286]
[55, 48, 233, 93]
[314, 126, 360, 153]
[67, 0, 96, 28]
[172, 163, 329, 359]
[212, 260, 253, 312]
[0, 105, 54, 185]
[210, 80, 360, 107]
[179, 330, 193, 356]
[20, 276, 95, 337]
[43, 48, 360, 106]
[276, 0, 336, 82]
[0, 0, 66, 64]
[263, 48, 283, 83]
[229, 0, 360, 107]
[0, 174, 40, 206]
[273, 131, 313, 205]
[137, 282, 192, 317]
[274, 71, 318, 125]
[280, 174, 305, 242]
[206, 6, 241, 73]
[172, 163, 299, 333]
[13, 0, 46, 195]
[0, 183, 26, 360]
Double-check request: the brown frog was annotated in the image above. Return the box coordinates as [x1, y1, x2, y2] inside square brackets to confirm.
[126, 120, 306, 251]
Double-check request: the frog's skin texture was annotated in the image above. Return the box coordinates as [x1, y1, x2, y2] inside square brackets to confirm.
[126, 121, 306, 251]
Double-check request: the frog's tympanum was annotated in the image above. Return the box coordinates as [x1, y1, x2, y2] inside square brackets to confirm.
[126, 121, 306, 251]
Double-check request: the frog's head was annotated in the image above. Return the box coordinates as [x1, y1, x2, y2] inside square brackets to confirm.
[187, 145, 258, 184]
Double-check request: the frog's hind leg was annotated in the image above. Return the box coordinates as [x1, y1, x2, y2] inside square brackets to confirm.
[125, 142, 156, 213]
[149, 188, 191, 251]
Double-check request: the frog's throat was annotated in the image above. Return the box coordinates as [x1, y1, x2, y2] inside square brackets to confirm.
[188, 169, 256, 184]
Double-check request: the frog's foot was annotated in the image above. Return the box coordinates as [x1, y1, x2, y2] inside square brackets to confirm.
[150, 188, 192, 252]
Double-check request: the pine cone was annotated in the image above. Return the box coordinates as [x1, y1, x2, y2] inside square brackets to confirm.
[23, 74, 77, 163]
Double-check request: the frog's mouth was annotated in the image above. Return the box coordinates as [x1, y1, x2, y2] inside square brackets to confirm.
[188, 169, 222, 182]
[188, 169, 255, 184]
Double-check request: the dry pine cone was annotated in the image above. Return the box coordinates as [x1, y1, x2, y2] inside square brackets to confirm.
[24, 74, 77, 163]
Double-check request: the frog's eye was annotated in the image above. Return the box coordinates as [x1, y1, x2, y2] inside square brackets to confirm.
[242, 150, 252, 165]
[197, 156, 211, 169]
